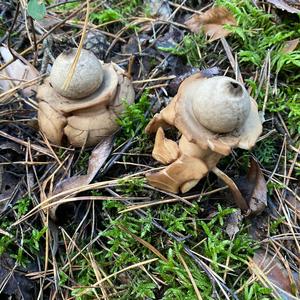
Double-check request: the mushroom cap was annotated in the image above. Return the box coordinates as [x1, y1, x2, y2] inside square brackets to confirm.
[192, 76, 251, 133]
[50, 48, 103, 99]
[173, 73, 262, 155]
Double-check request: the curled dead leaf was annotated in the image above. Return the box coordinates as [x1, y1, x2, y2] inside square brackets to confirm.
[251, 249, 299, 299]
[236, 158, 267, 215]
[0, 46, 39, 98]
[185, 7, 236, 42]
[247, 159, 268, 214]
[44, 136, 113, 220]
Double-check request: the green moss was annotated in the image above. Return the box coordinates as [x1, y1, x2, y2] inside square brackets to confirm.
[158, 33, 207, 67]
[116, 90, 150, 151]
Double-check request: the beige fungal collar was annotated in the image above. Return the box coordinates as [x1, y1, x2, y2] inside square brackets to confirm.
[173, 73, 262, 155]
[38, 64, 119, 113]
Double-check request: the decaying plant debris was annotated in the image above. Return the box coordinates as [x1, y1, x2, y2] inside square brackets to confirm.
[0, 0, 299, 299]
[185, 6, 236, 41]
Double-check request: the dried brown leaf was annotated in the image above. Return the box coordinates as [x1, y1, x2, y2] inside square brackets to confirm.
[185, 7, 236, 42]
[236, 158, 267, 215]
[0, 46, 39, 97]
[252, 250, 299, 298]
[248, 159, 268, 214]
[267, 0, 300, 14]
[48, 136, 113, 220]
[282, 38, 299, 53]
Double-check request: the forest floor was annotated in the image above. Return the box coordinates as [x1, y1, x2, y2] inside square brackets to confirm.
[0, 0, 299, 299]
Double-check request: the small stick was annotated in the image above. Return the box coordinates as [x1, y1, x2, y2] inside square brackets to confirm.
[29, 16, 38, 67]
[7, 1, 20, 60]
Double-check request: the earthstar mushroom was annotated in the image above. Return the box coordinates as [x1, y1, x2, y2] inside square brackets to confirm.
[145, 72, 262, 206]
[37, 48, 134, 147]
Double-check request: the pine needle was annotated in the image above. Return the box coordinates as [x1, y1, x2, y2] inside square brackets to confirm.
[62, 0, 90, 91]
